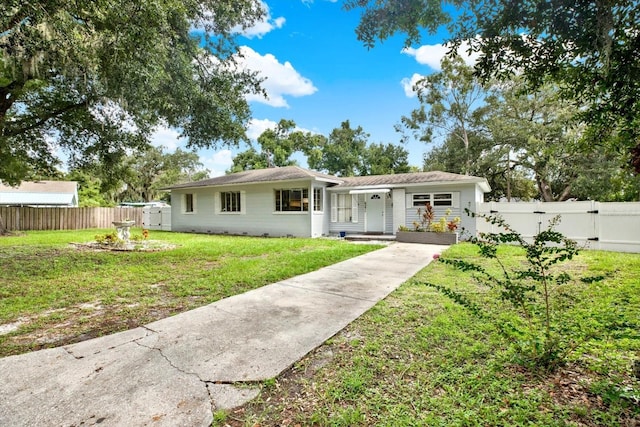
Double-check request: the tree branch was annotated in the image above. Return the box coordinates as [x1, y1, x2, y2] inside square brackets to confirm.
[4, 101, 88, 138]
[0, 81, 21, 123]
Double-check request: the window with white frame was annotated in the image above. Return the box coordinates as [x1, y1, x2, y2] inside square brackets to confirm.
[220, 191, 241, 212]
[433, 193, 453, 206]
[184, 193, 195, 213]
[412, 193, 453, 207]
[313, 187, 323, 212]
[275, 188, 309, 212]
[329, 193, 359, 223]
[412, 193, 431, 207]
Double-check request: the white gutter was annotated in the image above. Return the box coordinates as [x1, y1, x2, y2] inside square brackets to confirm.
[330, 181, 490, 191]
[348, 189, 391, 194]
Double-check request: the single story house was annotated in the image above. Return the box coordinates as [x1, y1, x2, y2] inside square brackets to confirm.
[166, 166, 491, 238]
[0, 181, 79, 207]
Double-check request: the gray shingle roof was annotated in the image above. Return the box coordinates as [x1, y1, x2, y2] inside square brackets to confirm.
[0, 181, 77, 194]
[333, 171, 487, 188]
[166, 166, 342, 189]
[0, 181, 78, 206]
[166, 167, 490, 191]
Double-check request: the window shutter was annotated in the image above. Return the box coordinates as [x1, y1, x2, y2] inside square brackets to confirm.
[214, 192, 220, 214]
[406, 194, 413, 208]
[452, 192, 460, 209]
[240, 191, 246, 214]
[330, 193, 337, 222]
[351, 194, 358, 223]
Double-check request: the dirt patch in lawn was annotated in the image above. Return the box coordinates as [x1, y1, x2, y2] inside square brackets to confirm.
[0, 296, 186, 356]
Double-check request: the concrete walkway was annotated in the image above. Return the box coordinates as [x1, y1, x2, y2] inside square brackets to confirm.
[0, 242, 443, 426]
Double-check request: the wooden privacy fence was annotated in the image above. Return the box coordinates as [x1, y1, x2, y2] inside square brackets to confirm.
[0, 207, 144, 231]
[476, 201, 640, 253]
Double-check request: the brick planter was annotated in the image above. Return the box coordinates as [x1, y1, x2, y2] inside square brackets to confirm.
[396, 231, 458, 245]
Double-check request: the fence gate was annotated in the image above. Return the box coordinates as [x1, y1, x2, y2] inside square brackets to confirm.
[142, 207, 172, 231]
[475, 201, 640, 253]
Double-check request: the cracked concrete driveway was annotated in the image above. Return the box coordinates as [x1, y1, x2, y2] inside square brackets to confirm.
[0, 242, 443, 426]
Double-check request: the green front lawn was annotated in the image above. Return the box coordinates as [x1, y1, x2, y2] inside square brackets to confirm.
[0, 229, 382, 357]
[232, 243, 640, 426]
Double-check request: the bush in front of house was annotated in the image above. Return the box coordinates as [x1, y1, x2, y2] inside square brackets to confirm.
[424, 210, 604, 371]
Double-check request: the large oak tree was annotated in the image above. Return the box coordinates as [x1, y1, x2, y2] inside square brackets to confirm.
[1, 0, 265, 186]
[346, 0, 640, 172]
[400, 55, 486, 175]
[229, 119, 328, 172]
[230, 119, 411, 177]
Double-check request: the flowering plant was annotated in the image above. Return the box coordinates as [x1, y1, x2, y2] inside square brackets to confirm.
[408, 203, 460, 233]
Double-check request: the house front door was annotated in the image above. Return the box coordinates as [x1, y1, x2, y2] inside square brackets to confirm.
[366, 193, 385, 233]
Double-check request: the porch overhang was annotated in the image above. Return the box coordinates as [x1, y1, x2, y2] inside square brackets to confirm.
[348, 189, 391, 195]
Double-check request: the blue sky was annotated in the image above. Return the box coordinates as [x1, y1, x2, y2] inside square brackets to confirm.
[151, 0, 476, 176]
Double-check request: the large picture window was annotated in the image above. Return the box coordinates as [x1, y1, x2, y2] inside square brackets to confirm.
[221, 191, 241, 212]
[275, 188, 309, 212]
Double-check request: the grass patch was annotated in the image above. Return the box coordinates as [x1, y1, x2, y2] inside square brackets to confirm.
[0, 229, 382, 357]
[230, 243, 640, 426]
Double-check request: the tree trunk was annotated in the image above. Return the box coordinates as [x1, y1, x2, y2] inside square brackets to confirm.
[462, 128, 470, 175]
[506, 152, 512, 202]
[537, 177, 554, 202]
[0, 214, 8, 235]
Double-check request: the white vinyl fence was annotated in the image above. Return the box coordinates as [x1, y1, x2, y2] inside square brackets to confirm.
[142, 207, 172, 231]
[476, 201, 640, 253]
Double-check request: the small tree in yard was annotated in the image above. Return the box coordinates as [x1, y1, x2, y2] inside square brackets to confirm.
[426, 210, 597, 371]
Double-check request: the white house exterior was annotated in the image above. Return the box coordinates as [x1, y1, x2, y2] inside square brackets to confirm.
[327, 172, 491, 237]
[0, 181, 79, 207]
[167, 166, 491, 238]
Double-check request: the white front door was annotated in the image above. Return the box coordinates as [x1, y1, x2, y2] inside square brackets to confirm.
[366, 193, 385, 233]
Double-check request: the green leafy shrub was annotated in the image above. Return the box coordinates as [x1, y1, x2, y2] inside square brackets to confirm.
[408, 203, 460, 232]
[94, 232, 123, 247]
[424, 209, 601, 371]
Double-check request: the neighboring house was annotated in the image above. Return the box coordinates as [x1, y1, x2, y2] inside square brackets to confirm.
[0, 181, 79, 207]
[166, 166, 491, 238]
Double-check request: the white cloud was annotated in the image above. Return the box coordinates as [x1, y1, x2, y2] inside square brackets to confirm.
[247, 118, 279, 140]
[402, 45, 449, 70]
[235, 46, 317, 108]
[402, 40, 480, 71]
[401, 73, 426, 98]
[193, 1, 284, 39]
[212, 149, 233, 165]
[149, 125, 187, 151]
[246, 118, 317, 141]
[200, 149, 234, 177]
[235, 2, 285, 39]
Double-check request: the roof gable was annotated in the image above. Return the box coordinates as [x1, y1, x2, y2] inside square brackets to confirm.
[333, 171, 490, 191]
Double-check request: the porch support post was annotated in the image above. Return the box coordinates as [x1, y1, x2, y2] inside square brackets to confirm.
[392, 188, 405, 235]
